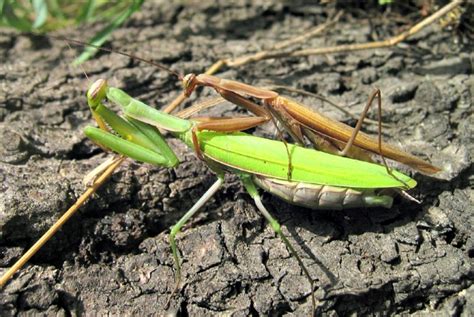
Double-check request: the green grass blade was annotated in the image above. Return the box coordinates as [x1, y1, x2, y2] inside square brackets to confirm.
[32, 0, 48, 29]
[46, 0, 65, 20]
[73, 0, 144, 65]
[76, 0, 96, 23]
[0, 0, 5, 17]
[0, 0, 7, 25]
[2, 4, 31, 31]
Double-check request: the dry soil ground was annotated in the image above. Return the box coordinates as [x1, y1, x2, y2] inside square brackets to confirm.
[0, 1, 473, 316]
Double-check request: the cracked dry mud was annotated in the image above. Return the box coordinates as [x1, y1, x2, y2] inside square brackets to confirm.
[0, 1, 472, 316]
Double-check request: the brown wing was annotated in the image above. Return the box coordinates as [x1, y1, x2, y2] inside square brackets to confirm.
[276, 97, 441, 175]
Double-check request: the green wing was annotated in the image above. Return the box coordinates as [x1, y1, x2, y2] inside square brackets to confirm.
[194, 131, 416, 189]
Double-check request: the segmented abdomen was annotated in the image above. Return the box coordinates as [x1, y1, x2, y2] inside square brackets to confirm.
[253, 175, 393, 210]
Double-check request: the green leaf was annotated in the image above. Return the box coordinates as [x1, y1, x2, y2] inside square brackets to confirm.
[32, 0, 48, 29]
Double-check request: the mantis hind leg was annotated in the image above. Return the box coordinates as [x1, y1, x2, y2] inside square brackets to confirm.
[240, 175, 317, 315]
[339, 89, 411, 189]
[339, 89, 382, 157]
[166, 175, 225, 308]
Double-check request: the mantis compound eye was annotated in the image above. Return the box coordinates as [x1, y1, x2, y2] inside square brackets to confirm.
[87, 79, 108, 109]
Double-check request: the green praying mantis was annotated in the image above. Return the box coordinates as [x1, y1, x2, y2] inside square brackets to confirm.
[82, 78, 418, 310]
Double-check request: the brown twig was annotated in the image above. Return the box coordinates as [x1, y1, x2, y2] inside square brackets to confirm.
[228, 0, 463, 64]
[205, 11, 343, 74]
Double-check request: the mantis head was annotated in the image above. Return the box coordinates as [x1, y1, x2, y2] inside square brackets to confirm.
[182, 73, 197, 97]
[87, 79, 108, 110]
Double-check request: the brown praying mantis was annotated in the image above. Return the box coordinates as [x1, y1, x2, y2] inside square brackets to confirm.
[170, 73, 442, 176]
